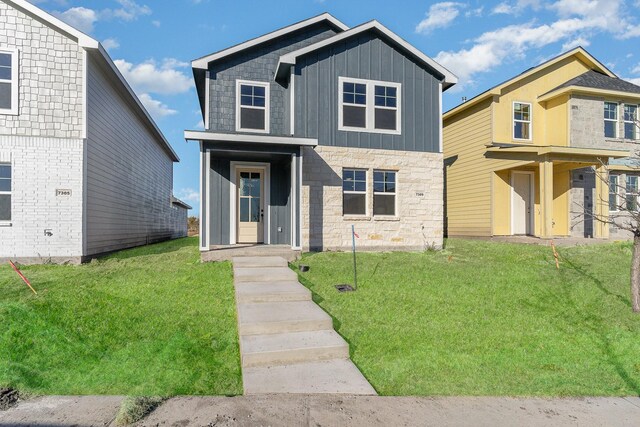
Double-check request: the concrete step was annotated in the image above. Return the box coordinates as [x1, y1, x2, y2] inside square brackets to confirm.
[232, 256, 289, 268]
[235, 281, 311, 303]
[237, 301, 333, 336]
[234, 267, 298, 283]
[240, 330, 349, 368]
[243, 359, 377, 395]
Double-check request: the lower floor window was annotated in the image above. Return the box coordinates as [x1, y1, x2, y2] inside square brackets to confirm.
[609, 174, 620, 211]
[373, 170, 396, 216]
[343, 169, 366, 215]
[626, 175, 639, 211]
[0, 163, 11, 221]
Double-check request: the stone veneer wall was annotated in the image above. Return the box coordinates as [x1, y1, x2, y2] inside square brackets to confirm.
[0, 2, 84, 138]
[301, 145, 443, 251]
[569, 95, 639, 239]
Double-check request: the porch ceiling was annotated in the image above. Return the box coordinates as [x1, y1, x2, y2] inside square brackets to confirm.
[486, 143, 630, 163]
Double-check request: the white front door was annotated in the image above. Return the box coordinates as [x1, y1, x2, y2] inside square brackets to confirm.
[237, 169, 264, 243]
[512, 172, 533, 235]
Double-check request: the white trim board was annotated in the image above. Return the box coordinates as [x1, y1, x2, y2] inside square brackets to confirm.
[184, 130, 318, 146]
[235, 79, 270, 134]
[229, 161, 271, 245]
[192, 13, 349, 69]
[0, 47, 19, 116]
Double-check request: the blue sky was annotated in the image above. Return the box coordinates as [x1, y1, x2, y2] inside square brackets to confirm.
[33, 0, 640, 216]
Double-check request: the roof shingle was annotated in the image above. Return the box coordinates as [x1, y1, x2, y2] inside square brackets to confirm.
[547, 70, 640, 95]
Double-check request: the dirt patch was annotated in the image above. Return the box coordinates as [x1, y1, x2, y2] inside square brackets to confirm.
[0, 388, 19, 411]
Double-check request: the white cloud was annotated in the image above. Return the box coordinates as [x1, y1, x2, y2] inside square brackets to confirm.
[435, 0, 640, 89]
[561, 36, 590, 51]
[106, 0, 151, 21]
[102, 38, 120, 51]
[138, 93, 177, 118]
[152, 20, 161, 27]
[176, 188, 200, 203]
[491, 0, 541, 15]
[492, 2, 515, 14]
[114, 58, 192, 95]
[53, 7, 97, 33]
[632, 63, 640, 74]
[465, 6, 484, 17]
[416, 2, 464, 34]
[626, 77, 640, 86]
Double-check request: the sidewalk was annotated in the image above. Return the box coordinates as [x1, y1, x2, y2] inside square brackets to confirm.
[2, 395, 640, 426]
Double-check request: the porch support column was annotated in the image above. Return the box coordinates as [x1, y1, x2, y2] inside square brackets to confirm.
[539, 156, 554, 238]
[594, 164, 610, 238]
[199, 143, 209, 251]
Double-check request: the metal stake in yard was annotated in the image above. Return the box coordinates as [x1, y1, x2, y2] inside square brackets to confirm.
[551, 240, 560, 270]
[335, 225, 359, 293]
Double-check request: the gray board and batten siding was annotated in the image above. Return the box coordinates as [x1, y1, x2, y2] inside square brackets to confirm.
[204, 142, 300, 246]
[85, 52, 184, 256]
[293, 30, 443, 153]
[204, 22, 340, 136]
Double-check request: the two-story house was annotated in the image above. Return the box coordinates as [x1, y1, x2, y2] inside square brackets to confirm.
[443, 47, 634, 240]
[1, 0, 189, 263]
[185, 14, 456, 256]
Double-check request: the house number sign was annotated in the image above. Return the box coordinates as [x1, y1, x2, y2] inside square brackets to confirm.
[415, 192, 425, 197]
[56, 189, 72, 197]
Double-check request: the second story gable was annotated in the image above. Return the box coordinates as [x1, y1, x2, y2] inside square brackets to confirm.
[192, 14, 457, 153]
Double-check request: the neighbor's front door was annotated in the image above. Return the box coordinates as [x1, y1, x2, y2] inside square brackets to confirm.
[237, 169, 264, 243]
[512, 172, 533, 235]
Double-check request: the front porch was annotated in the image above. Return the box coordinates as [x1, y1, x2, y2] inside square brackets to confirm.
[201, 244, 301, 262]
[487, 144, 630, 238]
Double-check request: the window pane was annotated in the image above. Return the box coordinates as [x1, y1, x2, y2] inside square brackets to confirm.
[343, 193, 366, 215]
[354, 170, 366, 181]
[0, 178, 10, 192]
[354, 181, 366, 192]
[610, 193, 617, 211]
[605, 102, 617, 120]
[250, 198, 261, 222]
[625, 123, 635, 139]
[343, 169, 354, 181]
[0, 165, 10, 179]
[343, 82, 354, 93]
[375, 108, 396, 130]
[387, 87, 397, 98]
[343, 93, 355, 104]
[241, 85, 252, 96]
[254, 86, 265, 97]
[0, 82, 11, 109]
[627, 176, 638, 193]
[374, 181, 384, 192]
[0, 67, 10, 80]
[343, 180, 355, 191]
[627, 195, 638, 211]
[240, 108, 266, 130]
[375, 96, 386, 106]
[373, 171, 384, 182]
[0, 194, 9, 221]
[250, 177, 261, 197]
[253, 96, 265, 107]
[385, 182, 396, 193]
[343, 105, 366, 128]
[624, 105, 637, 121]
[240, 198, 249, 222]
[604, 120, 616, 138]
[354, 94, 366, 105]
[385, 172, 395, 183]
[241, 95, 253, 106]
[0, 53, 11, 67]
[514, 121, 530, 139]
[355, 83, 366, 94]
[374, 194, 395, 215]
[514, 103, 530, 121]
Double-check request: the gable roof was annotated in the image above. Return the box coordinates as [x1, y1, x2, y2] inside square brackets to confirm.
[538, 70, 640, 101]
[191, 13, 349, 70]
[4, 0, 179, 162]
[444, 47, 615, 120]
[275, 20, 458, 89]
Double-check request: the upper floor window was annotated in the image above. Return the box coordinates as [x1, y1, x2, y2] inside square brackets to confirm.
[604, 102, 618, 138]
[624, 104, 638, 140]
[339, 77, 401, 135]
[513, 102, 531, 140]
[343, 169, 367, 216]
[373, 170, 397, 216]
[0, 164, 11, 221]
[0, 49, 18, 115]
[236, 80, 269, 133]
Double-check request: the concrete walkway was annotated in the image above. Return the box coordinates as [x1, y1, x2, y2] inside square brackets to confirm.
[2, 395, 640, 426]
[232, 256, 376, 395]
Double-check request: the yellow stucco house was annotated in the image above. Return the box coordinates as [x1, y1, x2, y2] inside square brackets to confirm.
[443, 47, 640, 239]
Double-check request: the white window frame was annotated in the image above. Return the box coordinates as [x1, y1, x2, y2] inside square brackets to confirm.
[609, 174, 620, 212]
[604, 101, 618, 139]
[235, 79, 270, 134]
[338, 76, 401, 135]
[623, 104, 638, 140]
[0, 47, 18, 116]
[342, 168, 368, 216]
[373, 169, 398, 217]
[512, 101, 532, 141]
[0, 163, 11, 223]
[626, 175, 639, 212]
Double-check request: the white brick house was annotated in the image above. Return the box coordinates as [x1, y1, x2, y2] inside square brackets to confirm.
[0, 0, 189, 263]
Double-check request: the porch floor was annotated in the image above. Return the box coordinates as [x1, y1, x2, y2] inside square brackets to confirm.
[201, 244, 301, 263]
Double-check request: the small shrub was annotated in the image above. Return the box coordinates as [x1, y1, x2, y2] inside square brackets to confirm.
[114, 396, 165, 426]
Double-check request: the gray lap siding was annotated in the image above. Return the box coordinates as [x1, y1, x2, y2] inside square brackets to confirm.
[293, 32, 442, 153]
[85, 54, 178, 256]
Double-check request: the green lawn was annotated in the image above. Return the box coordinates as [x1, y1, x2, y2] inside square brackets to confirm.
[0, 237, 242, 396]
[296, 239, 640, 396]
